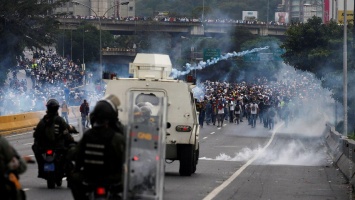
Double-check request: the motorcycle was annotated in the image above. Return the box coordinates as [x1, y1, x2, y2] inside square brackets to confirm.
[42, 149, 66, 189]
[84, 181, 122, 200]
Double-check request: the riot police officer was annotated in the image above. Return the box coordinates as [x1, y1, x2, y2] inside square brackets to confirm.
[32, 99, 77, 179]
[0, 136, 28, 200]
[68, 94, 125, 200]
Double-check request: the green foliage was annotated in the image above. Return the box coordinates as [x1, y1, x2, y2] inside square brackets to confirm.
[0, 0, 69, 86]
[56, 23, 114, 71]
[281, 16, 355, 135]
[281, 17, 344, 79]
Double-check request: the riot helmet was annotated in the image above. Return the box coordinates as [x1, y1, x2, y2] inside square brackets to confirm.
[140, 105, 152, 122]
[91, 94, 120, 125]
[46, 99, 60, 113]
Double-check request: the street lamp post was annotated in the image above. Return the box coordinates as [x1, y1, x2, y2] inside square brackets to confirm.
[202, 0, 205, 23]
[82, 28, 85, 69]
[72, 1, 125, 82]
[71, 28, 73, 61]
[343, 0, 348, 135]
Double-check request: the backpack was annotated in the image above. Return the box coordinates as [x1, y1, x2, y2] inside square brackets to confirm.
[235, 105, 240, 112]
[43, 116, 63, 145]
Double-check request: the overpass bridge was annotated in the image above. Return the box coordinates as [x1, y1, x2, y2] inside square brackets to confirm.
[57, 18, 287, 37]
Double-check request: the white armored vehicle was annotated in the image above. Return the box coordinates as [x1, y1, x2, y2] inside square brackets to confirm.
[104, 53, 200, 177]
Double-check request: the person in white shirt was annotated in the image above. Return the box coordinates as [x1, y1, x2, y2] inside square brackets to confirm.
[250, 101, 259, 128]
[229, 100, 235, 123]
[216, 101, 224, 128]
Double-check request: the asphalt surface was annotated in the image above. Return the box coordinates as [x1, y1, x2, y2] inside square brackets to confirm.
[6, 117, 353, 200]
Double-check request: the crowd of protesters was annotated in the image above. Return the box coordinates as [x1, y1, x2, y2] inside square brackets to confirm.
[0, 49, 102, 116]
[57, 14, 290, 27]
[195, 68, 327, 130]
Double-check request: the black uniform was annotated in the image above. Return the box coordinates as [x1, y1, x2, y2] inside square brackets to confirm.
[32, 112, 75, 178]
[68, 125, 125, 200]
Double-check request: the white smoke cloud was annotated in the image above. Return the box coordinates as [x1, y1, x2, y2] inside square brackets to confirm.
[170, 46, 269, 78]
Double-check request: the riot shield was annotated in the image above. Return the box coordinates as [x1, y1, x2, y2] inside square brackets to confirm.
[123, 91, 167, 200]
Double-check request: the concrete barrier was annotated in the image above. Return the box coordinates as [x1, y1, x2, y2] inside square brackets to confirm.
[325, 124, 343, 163]
[338, 139, 355, 185]
[325, 123, 355, 186]
[0, 111, 45, 135]
[0, 106, 80, 136]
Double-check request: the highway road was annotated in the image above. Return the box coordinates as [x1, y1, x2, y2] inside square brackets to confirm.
[6, 118, 352, 200]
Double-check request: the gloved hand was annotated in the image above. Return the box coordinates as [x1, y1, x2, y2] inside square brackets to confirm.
[69, 125, 79, 134]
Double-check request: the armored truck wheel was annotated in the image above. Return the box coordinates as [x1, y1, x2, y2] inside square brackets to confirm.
[178, 144, 195, 176]
[193, 144, 199, 173]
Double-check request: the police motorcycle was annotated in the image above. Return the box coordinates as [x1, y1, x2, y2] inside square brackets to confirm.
[83, 181, 122, 200]
[34, 124, 80, 189]
[42, 148, 66, 188]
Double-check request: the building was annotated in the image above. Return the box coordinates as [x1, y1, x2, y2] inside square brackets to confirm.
[55, 0, 136, 19]
[279, 0, 353, 24]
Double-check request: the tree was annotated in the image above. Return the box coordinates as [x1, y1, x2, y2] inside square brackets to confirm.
[0, 0, 69, 86]
[281, 16, 355, 134]
[57, 23, 114, 66]
[281, 17, 344, 79]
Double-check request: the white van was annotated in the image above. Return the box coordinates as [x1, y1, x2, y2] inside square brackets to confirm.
[104, 53, 200, 176]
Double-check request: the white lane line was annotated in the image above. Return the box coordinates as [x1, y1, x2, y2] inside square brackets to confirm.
[210, 132, 215, 135]
[23, 188, 30, 191]
[203, 137, 208, 140]
[23, 143, 33, 146]
[202, 123, 283, 200]
[5, 132, 30, 138]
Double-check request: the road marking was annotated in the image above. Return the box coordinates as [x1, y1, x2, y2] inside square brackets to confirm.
[203, 137, 208, 140]
[202, 123, 283, 200]
[23, 188, 30, 191]
[210, 132, 215, 135]
[5, 132, 29, 138]
[23, 143, 33, 146]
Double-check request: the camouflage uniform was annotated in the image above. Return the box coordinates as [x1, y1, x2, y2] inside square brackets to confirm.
[0, 136, 27, 200]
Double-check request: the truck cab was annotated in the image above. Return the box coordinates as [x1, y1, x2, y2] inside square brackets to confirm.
[104, 53, 200, 176]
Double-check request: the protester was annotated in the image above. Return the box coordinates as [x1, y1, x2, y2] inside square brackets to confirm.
[80, 99, 90, 128]
[60, 100, 69, 123]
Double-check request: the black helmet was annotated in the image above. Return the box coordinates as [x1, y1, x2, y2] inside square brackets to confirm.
[91, 94, 120, 125]
[46, 99, 60, 113]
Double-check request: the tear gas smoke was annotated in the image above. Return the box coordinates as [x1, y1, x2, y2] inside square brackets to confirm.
[197, 62, 337, 167]
[200, 139, 328, 166]
[170, 46, 269, 78]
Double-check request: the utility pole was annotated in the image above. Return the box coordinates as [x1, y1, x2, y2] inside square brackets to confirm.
[343, 0, 348, 135]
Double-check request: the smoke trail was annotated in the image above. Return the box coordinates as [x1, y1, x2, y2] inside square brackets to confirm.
[170, 46, 269, 78]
